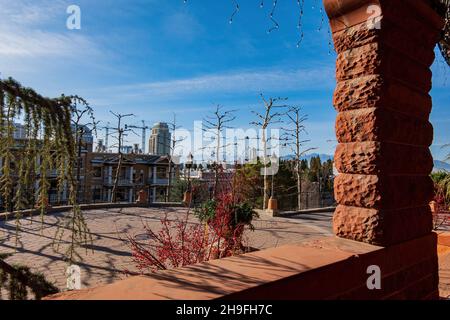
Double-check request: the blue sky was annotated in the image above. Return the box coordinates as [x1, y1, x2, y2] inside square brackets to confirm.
[0, 0, 449, 160]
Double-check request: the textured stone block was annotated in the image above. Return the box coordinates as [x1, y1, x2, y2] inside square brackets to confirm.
[333, 75, 432, 118]
[334, 174, 434, 210]
[336, 42, 432, 92]
[333, 205, 433, 245]
[332, 22, 378, 54]
[335, 108, 433, 146]
[336, 43, 380, 81]
[334, 174, 381, 209]
[333, 21, 435, 66]
[334, 142, 433, 175]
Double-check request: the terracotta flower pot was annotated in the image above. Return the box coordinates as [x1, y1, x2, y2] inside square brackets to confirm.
[136, 189, 148, 205]
[268, 197, 278, 211]
[430, 201, 437, 213]
[183, 191, 192, 206]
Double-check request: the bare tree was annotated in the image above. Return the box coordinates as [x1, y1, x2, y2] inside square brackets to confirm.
[162, 113, 186, 202]
[70, 100, 98, 204]
[109, 112, 135, 203]
[282, 106, 316, 211]
[250, 94, 287, 210]
[203, 105, 236, 197]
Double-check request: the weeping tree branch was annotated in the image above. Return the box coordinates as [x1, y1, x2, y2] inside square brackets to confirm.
[0, 77, 93, 297]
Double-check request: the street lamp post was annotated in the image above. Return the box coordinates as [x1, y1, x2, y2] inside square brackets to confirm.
[183, 153, 194, 206]
[267, 153, 279, 214]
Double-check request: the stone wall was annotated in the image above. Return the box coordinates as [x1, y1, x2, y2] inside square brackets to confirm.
[325, 0, 444, 246]
[47, 234, 439, 300]
[322, 0, 444, 299]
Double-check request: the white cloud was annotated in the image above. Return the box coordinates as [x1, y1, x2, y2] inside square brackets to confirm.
[0, 0, 101, 59]
[0, 29, 100, 58]
[105, 66, 335, 99]
[0, 0, 66, 25]
[5, 1, 65, 25]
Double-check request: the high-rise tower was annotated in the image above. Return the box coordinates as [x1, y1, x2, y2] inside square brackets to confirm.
[148, 122, 171, 155]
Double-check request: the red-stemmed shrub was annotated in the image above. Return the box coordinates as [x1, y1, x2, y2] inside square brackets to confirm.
[127, 196, 257, 273]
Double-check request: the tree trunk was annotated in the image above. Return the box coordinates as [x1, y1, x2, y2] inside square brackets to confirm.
[214, 128, 220, 197]
[111, 153, 123, 203]
[167, 156, 172, 202]
[297, 164, 302, 211]
[76, 133, 82, 203]
[262, 129, 269, 210]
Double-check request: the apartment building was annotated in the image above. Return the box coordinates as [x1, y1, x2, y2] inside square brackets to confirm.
[0, 137, 67, 210]
[1, 149, 176, 212]
[80, 153, 176, 204]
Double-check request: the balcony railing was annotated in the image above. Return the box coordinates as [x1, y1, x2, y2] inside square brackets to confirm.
[103, 178, 133, 187]
[150, 178, 169, 185]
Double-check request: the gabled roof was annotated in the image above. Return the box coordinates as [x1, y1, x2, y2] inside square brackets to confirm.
[90, 152, 172, 165]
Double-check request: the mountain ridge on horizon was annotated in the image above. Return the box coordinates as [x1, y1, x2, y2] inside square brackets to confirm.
[282, 154, 450, 172]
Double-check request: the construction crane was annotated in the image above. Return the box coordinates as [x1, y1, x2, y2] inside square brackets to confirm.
[99, 122, 114, 152]
[125, 120, 149, 153]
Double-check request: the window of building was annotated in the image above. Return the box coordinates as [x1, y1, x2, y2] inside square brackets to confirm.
[92, 187, 102, 201]
[156, 167, 167, 179]
[120, 167, 129, 179]
[93, 167, 102, 178]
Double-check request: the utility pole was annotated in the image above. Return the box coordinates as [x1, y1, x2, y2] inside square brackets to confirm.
[125, 120, 149, 153]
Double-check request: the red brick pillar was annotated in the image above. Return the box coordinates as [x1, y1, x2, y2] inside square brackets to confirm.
[324, 0, 444, 246]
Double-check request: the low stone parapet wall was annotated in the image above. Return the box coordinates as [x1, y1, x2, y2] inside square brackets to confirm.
[46, 233, 439, 300]
[0, 202, 185, 222]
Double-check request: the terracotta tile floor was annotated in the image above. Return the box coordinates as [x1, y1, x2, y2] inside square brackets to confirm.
[2, 207, 447, 299]
[0, 207, 333, 291]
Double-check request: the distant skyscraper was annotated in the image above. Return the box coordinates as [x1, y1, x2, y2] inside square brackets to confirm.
[96, 139, 107, 153]
[71, 124, 94, 152]
[148, 122, 171, 155]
